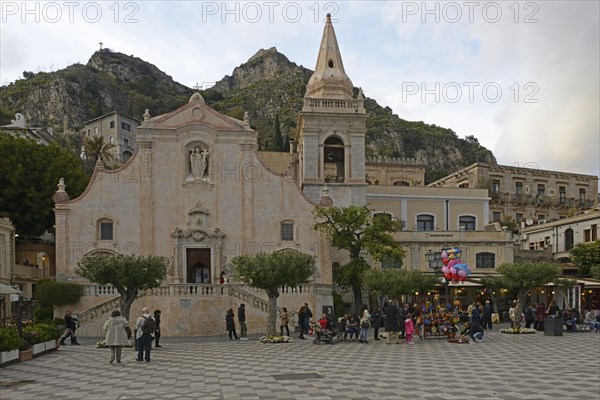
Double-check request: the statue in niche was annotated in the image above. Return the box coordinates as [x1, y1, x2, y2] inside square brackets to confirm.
[190, 148, 202, 178]
[190, 147, 209, 179]
[200, 149, 209, 178]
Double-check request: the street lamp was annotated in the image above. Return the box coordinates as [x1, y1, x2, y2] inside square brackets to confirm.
[426, 250, 443, 277]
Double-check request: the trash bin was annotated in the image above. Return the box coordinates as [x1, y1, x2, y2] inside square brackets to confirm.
[544, 316, 563, 336]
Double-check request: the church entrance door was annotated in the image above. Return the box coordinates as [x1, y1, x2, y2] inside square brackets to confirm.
[186, 248, 211, 283]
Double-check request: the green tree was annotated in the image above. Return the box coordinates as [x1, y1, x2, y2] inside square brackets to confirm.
[363, 268, 438, 301]
[83, 135, 116, 169]
[75, 255, 169, 320]
[0, 132, 89, 236]
[570, 241, 600, 277]
[312, 205, 404, 314]
[231, 250, 315, 336]
[273, 113, 284, 151]
[36, 280, 83, 307]
[480, 262, 568, 329]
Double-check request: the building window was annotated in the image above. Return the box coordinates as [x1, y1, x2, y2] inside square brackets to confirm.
[492, 211, 501, 222]
[537, 184, 545, 197]
[281, 221, 294, 241]
[492, 180, 500, 193]
[584, 229, 591, 242]
[458, 182, 469, 188]
[373, 212, 392, 221]
[515, 182, 523, 195]
[516, 213, 523, 225]
[592, 224, 598, 241]
[110, 120, 115, 128]
[98, 219, 114, 241]
[123, 137, 129, 147]
[416, 215, 434, 231]
[109, 136, 114, 144]
[459, 216, 476, 231]
[476, 252, 495, 268]
[121, 122, 131, 132]
[558, 186, 566, 204]
[579, 188, 586, 206]
[564, 228, 574, 251]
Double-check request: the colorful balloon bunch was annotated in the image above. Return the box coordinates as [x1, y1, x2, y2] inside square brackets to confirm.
[440, 247, 471, 283]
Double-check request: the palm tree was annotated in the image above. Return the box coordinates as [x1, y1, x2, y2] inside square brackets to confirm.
[83, 136, 116, 169]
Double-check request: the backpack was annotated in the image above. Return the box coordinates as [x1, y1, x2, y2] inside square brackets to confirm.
[142, 316, 156, 334]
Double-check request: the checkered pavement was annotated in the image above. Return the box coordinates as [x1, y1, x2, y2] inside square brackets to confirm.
[1, 326, 598, 399]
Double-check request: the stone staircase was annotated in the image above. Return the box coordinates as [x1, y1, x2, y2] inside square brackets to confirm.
[75, 283, 301, 337]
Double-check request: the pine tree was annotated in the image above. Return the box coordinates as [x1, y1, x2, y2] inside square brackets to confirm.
[273, 113, 284, 151]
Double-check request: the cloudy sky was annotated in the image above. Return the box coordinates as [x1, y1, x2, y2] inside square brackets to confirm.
[1, 1, 598, 177]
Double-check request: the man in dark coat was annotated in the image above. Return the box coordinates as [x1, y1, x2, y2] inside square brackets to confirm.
[298, 306, 306, 339]
[483, 300, 493, 330]
[384, 300, 400, 344]
[371, 307, 382, 340]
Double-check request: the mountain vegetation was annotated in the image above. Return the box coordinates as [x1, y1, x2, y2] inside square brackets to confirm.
[0, 47, 496, 183]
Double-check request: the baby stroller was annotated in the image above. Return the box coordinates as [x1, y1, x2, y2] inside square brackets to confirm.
[311, 322, 338, 344]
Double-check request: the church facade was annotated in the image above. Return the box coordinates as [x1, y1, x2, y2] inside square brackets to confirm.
[53, 15, 513, 337]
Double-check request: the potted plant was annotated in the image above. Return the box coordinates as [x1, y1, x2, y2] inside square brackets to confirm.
[23, 324, 60, 355]
[19, 327, 38, 361]
[0, 325, 21, 366]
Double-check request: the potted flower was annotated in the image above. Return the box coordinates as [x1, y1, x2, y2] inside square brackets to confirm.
[0, 325, 21, 366]
[31, 323, 61, 353]
[19, 328, 37, 362]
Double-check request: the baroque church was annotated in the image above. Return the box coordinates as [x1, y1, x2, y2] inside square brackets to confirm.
[53, 15, 514, 337]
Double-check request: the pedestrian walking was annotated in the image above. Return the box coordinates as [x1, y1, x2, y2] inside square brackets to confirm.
[238, 304, 248, 340]
[483, 300, 493, 330]
[371, 307, 382, 340]
[297, 305, 306, 339]
[103, 309, 128, 364]
[359, 304, 370, 343]
[280, 307, 290, 336]
[385, 300, 400, 344]
[59, 310, 80, 345]
[226, 308, 239, 340]
[153, 310, 162, 347]
[135, 307, 155, 362]
[405, 313, 415, 344]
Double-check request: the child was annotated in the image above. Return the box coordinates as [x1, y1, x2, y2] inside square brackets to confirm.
[405, 313, 415, 344]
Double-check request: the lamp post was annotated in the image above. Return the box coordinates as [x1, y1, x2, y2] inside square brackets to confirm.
[426, 250, 443, 277]
[427, 248, 450, 302]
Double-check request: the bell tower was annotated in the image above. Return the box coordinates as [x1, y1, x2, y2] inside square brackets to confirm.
[296, 14, 368, 205]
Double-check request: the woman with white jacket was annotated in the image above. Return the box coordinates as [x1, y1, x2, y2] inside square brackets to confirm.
[359, 304, 371, 343]
[103, 309, 129, 364]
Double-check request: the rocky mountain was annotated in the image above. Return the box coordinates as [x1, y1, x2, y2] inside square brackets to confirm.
[0, 47, 495, 182]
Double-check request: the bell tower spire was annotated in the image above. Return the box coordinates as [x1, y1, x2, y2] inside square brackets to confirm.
[295, 14, 367, 206]
[305, 13, 354, 100]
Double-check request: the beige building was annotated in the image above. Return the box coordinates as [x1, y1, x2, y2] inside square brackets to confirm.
[80, 111, 139, 163]
[54, 15, 513, 336]
[521, 206, 599, 265]
[429, 163, 598, 226]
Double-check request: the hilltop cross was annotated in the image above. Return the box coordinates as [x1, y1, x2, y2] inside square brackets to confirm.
[193, 82, 201, 90]
[99, 42, 103, 50]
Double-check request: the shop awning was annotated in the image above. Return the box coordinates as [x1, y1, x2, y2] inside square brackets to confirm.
[0, 283, 22, 295]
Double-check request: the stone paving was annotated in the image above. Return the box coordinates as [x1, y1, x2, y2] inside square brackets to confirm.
[1, 325, 599, 400]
